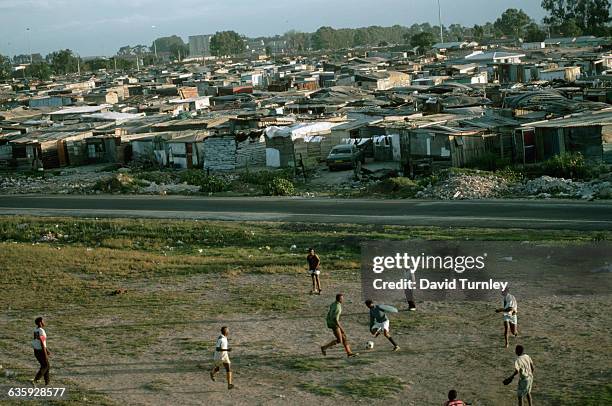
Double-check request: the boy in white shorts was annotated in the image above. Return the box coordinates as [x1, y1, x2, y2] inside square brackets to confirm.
[307, 248, 322, 295]
[210, 326, 234, 390]
[496, 287, 519, 348]
[365, 300, 399, 351]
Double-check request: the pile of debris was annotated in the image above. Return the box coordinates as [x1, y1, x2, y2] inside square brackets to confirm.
[0, 174, 105, 194]
[140, 181, 201, 195]
[512, 176, 612, 200]
[416, 171, 509, 200]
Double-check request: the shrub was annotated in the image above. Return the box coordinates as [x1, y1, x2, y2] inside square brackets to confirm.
[198, 175, 227, 193]
[93, 174, 141, 193]
[239, 169, 293, 186]
[496, 167, 524, 183]
[179, 170, 208, 186]
[263, 178, 295, 196]
[417, 174, 440, 188]
[540, 153, 602, 180]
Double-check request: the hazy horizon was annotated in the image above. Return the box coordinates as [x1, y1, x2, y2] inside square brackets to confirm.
[0, 0, 545, 57]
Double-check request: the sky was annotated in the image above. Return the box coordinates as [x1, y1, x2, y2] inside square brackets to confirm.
[0, 0, 546, 57]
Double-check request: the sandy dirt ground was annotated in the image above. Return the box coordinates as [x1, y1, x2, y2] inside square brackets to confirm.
[1, 269, 610, 406]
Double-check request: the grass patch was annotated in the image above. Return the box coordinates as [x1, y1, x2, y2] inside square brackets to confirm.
[142, 379, 170, 392]
[338, 376, 404, 399]
[300, 382, 336, 397]
[284, 357, 339, 372]
[227, 286, 304, 313]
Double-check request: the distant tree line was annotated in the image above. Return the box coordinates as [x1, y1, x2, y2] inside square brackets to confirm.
[1, 0, 609, 81]
[0, 48, 137, 81]
[272, 1, 611, 51]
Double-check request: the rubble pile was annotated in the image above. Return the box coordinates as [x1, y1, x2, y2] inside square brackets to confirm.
[512, 176, 612, 200]
[416, 172, 509, 200]
[140, 181, 201, 195]
[0, 173, 107, 194]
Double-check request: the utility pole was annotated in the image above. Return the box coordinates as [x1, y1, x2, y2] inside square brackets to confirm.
[437, 0, 444, 43]
[26, 27, 32, 63]
[152, 25, 158, 64]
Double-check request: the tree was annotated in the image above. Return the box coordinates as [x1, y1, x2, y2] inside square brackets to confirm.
[556, 19, 583, 37]
[210, 31, 246, 56]
[448, 24, 465, 41]
[46, 49, 79, 75]
[312, 26, 338, 50]
[168, 43, 188, 60]
[117, 46, 133, 56]
[0, 54, 11, 80]
[411, 32, 435, 54]
[152, 36, 186, 53]
[26, 62, 52, 80]
[542, 0, 611, 35]
[354, 30, 371, 46]
[285, 30, 309, 52]
[525, 23, 548, 42]
[472, 25, 485, 41]
[494, 8, 532, 37]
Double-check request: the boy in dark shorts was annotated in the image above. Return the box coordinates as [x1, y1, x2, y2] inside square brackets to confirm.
[320, 294, 357, 357]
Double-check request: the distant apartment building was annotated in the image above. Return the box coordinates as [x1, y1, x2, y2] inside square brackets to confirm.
[189, 35, 212, 58]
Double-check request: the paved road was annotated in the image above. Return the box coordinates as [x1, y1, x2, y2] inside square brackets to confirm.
[0, 195, 611, 230]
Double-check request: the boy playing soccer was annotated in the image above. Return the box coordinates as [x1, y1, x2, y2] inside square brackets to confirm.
[320, 294, 358, 357]
[503, 345, 535, 406]
[307, 248, 322, 295]
[496, 287, 519, 348]
[365, 300, 400, 351]
[210, 326, 234, 390]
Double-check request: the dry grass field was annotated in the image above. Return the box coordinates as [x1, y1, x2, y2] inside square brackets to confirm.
[0, 217, 610, 405]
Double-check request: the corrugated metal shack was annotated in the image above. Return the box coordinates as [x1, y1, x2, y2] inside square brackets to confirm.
[520, 109, 612, 163]
[166, 132, 208, 169]
[8, 130, 93, 169]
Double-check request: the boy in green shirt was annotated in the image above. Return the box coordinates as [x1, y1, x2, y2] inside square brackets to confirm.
[320, 294, 357, 357]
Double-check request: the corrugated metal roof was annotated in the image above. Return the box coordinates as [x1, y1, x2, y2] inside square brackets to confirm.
[525, 109, 612, 128]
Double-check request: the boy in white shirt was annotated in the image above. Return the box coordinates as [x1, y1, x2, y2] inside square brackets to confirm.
[210, 326, 234, 390]
[496, 287, 519, 348]
[31, 317, 51, 386]
[503, 345, 535, 406]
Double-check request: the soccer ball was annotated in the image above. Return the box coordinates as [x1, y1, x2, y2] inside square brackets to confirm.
[366, 341, 374, 350]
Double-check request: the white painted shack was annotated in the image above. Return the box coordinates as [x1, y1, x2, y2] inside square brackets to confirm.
[264, 122, 341, 167]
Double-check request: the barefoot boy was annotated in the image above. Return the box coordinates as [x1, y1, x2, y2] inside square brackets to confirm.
[496, 287, 518, 348]
[210, 326, 234, 390]
[321, 294, 357, 357]
[307, 248, 322, 294]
